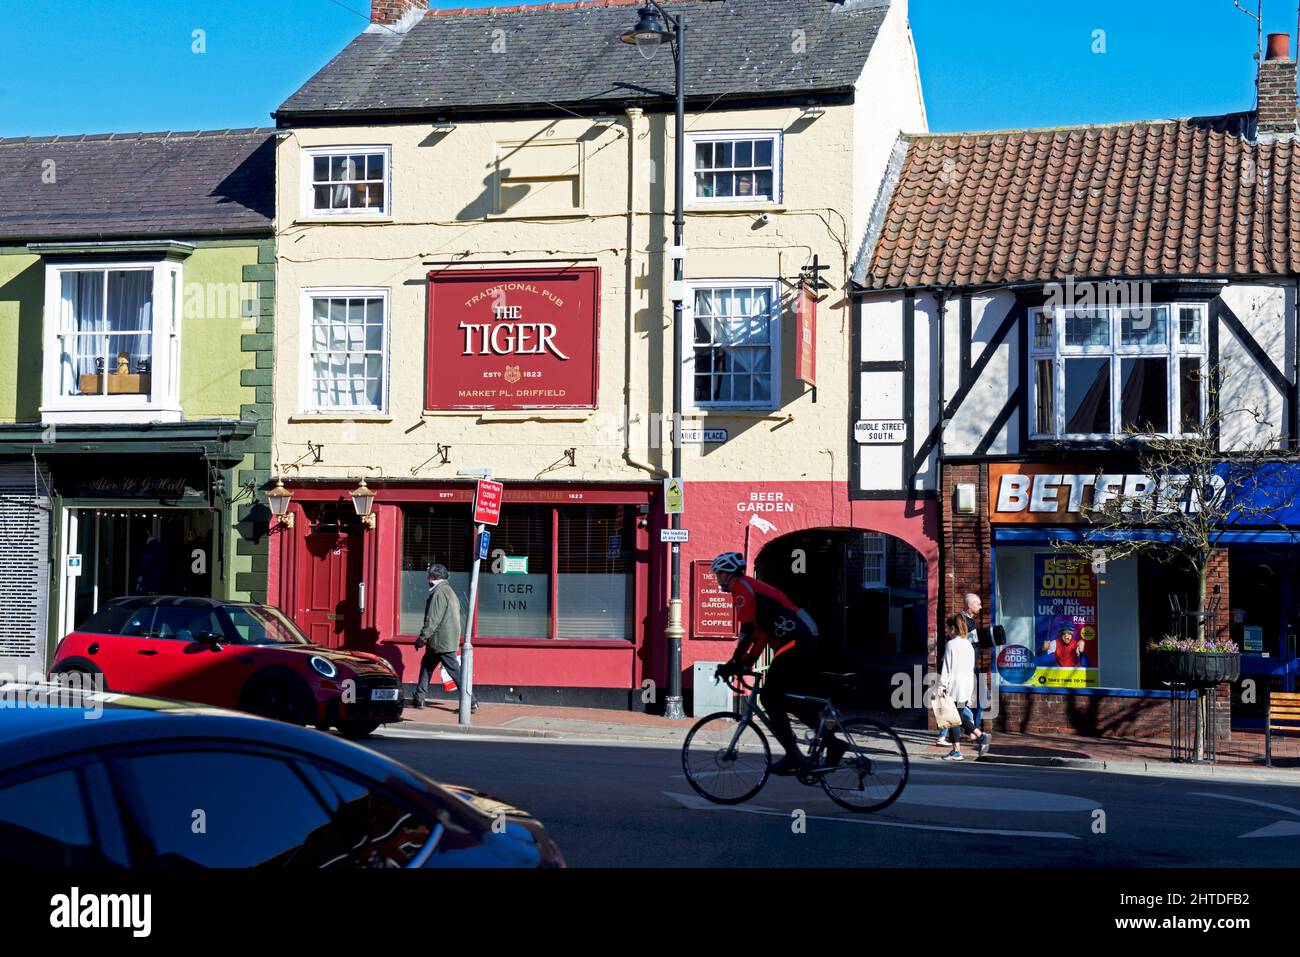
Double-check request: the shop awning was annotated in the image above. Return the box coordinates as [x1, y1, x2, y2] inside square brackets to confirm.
[993, 527, 1300, 545]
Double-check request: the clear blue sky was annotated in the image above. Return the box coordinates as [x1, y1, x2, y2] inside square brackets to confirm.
[0, 0, 1294, 136]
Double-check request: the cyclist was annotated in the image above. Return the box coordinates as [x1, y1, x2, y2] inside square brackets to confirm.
[711, 551, 844, 775]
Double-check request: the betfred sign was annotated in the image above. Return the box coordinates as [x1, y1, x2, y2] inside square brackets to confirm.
[473, 480, 504, 526]
[988, 463, 1223, 524]
[426, 267, 599, 409]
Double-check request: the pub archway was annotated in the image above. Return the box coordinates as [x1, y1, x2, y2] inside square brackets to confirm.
[752, 527, 927, 671]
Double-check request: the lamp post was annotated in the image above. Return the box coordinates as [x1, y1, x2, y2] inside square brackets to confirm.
[621, 2, 687, 720]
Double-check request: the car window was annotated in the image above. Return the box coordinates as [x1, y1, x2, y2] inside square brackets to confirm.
[116, 751, 340, 867]
[0, 769, 108, 867]
[222, 605, 310, 646]
[77, 602, 150, 636]
[318, 769, 437, 867]
[150, 607, 223, 642]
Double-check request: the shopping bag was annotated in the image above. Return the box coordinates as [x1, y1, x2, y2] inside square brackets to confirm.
[932, 689, 961, 729]
[437, 654, 459, 692]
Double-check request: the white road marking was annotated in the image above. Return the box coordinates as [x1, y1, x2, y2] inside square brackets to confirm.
[662, 792, 1080, 839]
[1190, 791, 1300, 839]
[1238, 820, 1300, 839]
[892, 784, 1099, 813]
[1189, 791, 1300, 818]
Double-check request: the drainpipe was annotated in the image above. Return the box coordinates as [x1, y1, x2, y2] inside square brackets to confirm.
[622, 105, 668, 477]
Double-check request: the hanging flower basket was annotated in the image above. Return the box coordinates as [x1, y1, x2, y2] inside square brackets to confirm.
[1146, 647, 1241, 686]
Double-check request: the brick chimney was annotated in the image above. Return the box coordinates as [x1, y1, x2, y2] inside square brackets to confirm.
[371, 0, 426, 26]
[1258, 32, 1298, 135]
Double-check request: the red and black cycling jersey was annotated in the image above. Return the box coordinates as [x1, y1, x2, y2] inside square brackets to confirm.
[730, 575, 816, 666]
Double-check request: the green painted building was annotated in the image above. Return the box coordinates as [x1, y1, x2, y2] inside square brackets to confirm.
[0, 129, 276, 674]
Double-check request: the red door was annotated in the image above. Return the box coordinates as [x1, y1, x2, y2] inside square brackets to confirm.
[298, 531, 361, 649]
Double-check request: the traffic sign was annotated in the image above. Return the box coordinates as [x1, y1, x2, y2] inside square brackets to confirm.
[479, 530, 490, 560]
[660, 528, 690, 543]
[664, 477, 685, 514]
[473, 479, 504, 525]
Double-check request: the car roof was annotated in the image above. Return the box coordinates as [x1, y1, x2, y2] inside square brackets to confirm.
[0, 684, 417, 786]
[95, 596, 263, 610]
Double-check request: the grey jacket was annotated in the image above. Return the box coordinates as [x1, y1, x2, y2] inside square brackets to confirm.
[418, 580, 462, 654]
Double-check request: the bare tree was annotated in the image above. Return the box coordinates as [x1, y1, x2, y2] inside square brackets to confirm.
[1060, 376, 1300, 643]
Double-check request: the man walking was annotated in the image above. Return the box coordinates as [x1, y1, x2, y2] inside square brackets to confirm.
[413, 563, 478, 712]
[961, 592, 988, 737]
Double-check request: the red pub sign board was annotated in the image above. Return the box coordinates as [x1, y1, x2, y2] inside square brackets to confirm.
[795, 280, 816, 386]
[426, 267, 600, 409]
[691, 561, 738, 639]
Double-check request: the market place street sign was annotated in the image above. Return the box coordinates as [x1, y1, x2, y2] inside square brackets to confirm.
[426, 267, 600, 410]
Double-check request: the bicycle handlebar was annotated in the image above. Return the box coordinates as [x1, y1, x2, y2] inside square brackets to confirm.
[715, 667, 758, 695]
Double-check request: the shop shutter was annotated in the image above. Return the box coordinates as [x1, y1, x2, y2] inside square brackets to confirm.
[0, 462, 51, 675]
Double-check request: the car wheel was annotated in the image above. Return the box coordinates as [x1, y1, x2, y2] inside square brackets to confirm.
[337, 720, 381, 739]
[241, 676, 310, 725]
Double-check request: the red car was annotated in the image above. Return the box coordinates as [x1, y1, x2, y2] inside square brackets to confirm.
[50, 597, 403, 738]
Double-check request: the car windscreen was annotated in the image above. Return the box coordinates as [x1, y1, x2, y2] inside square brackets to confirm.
[222, 605, 312, 646]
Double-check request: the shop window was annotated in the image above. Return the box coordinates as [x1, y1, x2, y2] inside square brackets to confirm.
[684, 281, 780, 411]
[302, 289, 389, 413]
[557, 505, 635, 640]
[495, 141, 583, 216]
[687, 131, 781, 204]
[302, 146, 391, 216]
[1030, 302, 1206, 439]
[399, 502, 636, 641]
[41, 260, 182, 424]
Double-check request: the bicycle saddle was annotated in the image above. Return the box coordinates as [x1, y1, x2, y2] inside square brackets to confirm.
[820, 672, 859, 688]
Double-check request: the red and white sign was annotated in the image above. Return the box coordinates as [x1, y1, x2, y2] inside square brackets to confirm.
[473, 480, 504, 526]
[426, 267, 600, 410]
[692, 561, 738, 638]
[795, 281, 816, 386]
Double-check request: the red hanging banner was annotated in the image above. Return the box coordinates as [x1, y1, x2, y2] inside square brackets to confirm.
[795, 280, 817, 386]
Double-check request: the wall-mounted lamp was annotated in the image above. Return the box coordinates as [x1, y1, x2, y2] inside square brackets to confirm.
[955, 483, 977, 515]
[267, 478, 294, 529]
[431, 118, 457, 132]
[351, 477, 377, 529]
[800, 102, 826, 120]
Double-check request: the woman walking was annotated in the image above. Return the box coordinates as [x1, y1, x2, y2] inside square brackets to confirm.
[939, 614, 991, 761]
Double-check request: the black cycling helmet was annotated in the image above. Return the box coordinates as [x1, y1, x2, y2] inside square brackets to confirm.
[710, 551, 745, 575]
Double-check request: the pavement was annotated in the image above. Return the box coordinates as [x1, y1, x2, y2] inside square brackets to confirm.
[396, 698, 1300, 784]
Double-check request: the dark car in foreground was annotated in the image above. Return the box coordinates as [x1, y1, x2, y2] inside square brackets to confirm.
[50, 596, 401, 738]
[0, 685, 564, 868]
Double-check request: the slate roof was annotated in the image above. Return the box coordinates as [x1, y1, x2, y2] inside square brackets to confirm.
[0, 129, 275, 243]
[277, 0, 890, 119]
[855, 113, 1300, 291]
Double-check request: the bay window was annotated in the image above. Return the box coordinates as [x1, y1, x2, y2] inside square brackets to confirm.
[40, 256, 183, 424]
[1030, 303, 1207, 439]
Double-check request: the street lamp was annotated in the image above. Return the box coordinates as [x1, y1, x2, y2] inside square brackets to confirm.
[621, 0, 689, 721]
[350, 477, 376, 529]
[266, 477, 294, 529]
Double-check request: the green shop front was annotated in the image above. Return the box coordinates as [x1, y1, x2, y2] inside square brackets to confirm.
[0, 421, 258, 675]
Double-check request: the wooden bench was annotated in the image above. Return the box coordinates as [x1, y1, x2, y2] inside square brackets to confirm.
[1267, 691, 1300, 766]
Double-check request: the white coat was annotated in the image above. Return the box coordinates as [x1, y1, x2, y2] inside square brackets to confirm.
[940, 635, 976, 704]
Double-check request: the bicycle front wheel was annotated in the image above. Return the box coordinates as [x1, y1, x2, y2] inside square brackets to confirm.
[682, 712, 771, 805]
[819, 718, 909, 813]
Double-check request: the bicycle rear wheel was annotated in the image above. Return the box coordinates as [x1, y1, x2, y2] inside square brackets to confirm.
[682, 712, 771, 805]
[819, 718, 909, 813]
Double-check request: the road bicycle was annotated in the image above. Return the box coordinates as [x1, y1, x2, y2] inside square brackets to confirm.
[682, 666, 909, 813]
